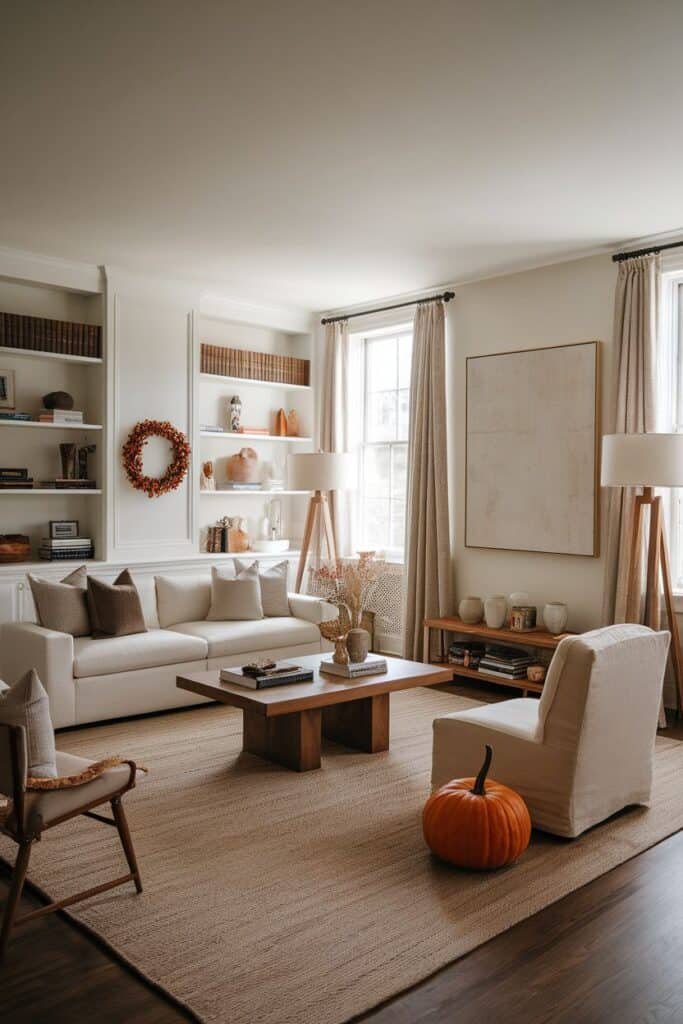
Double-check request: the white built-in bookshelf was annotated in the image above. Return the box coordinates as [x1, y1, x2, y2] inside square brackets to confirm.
[0, 276, 105, 566]
[197, 315, 315, 554]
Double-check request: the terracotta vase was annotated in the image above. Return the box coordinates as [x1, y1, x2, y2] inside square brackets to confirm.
[226, 447, 259, 483]
[347, 627, 370, 663]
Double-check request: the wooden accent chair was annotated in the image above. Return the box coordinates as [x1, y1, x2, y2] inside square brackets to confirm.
[0, 723, 142, 958]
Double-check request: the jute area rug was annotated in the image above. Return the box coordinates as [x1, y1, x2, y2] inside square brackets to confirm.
[3, 688, 683, 1024]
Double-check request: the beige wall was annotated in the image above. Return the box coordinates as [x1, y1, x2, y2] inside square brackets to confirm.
[447, 254, 617, 634]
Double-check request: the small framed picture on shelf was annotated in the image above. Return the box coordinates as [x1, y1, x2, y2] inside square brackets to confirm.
[49, 519, 79, 540]
[0, 369, 15, 409]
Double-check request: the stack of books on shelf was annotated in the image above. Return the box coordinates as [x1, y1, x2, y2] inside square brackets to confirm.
[320, 654, 388, 679]
[39, 536, 94, 561]
[223, 481, 261, 491]
[0, 411, 31, 421]
[38, 409, 84, 424]
[200, 343, 310, 386]
[478, 644, 533, 680]
[220, 662, 314, 689]
[0, 468, 33, 489]
[0, 311, 102, 358]
[200, 423, 224, 433]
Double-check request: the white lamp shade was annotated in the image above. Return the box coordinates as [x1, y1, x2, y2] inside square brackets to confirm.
[601, 433, 683, 488]
[287, 451, 356, 491]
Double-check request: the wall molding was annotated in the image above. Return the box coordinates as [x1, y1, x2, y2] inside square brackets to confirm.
[0, 245, 103, 294]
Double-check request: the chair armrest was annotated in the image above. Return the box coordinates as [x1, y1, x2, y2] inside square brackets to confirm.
[287, 593, 338, 625]
[0, 623, 75, 729]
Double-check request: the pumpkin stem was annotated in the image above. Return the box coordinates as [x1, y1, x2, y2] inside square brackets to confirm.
[472, 744, 493, 796]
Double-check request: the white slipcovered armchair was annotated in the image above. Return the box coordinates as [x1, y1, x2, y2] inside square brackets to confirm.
[431, 624, 670, 838]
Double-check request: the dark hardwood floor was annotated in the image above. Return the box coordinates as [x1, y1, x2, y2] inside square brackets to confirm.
[2, 685, 681, 1024]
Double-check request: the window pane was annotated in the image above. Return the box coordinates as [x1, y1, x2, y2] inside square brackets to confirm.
[398, 336, 413, 388]
[366, 337, 397, 393]
[390, 500, 406, 550]
[366, 390, 397, 442]
[397, 389, 410, 440]
[363, 445, 391, 497]
[391, 444, 407, 499]
[363, 498, 391, 549]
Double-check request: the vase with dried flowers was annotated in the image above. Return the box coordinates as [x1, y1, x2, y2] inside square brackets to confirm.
[311, 553, 387, 663]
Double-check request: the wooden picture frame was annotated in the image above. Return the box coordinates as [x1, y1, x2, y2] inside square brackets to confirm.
[49, 520, 79, 540]
[0, 369, 15, 409]
[465, 341, 600, 557]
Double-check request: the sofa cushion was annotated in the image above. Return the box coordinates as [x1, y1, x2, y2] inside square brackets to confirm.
[207, 563, 263, 621]
[73, 629, 208, 679]
[155, 574, 211, 628]
[87, 569, 147, 638]
[28, 566, 91, 637]
[172, 617, 320, 658]
[234, 558, 290, 617]
[132, 574, 161, 629]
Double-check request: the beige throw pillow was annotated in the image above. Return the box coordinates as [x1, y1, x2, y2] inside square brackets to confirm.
[155, 574, 212, 627]
[87, 569, 147, 638]
[234, 559, 290, 617]
[207, 563, 263, 621]
[0, 669, 57, 779]
[28, 565, 90, 637]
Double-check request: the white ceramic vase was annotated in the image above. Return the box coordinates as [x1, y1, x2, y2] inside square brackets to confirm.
[484, 595, 507, 629]
[458, 596, 484, 624]
[543, 602, 569, 635]
[509, 591, 531, 608]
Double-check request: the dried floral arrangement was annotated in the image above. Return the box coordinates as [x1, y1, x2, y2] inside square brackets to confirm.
[311, 552, 388, 629]
[122, 419, 191, 498]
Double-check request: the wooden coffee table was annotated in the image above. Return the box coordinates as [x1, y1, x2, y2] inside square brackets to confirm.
[176, 654, 452, 772]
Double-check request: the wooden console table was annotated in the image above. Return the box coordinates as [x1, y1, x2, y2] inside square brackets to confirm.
[423, 616, 574, 696]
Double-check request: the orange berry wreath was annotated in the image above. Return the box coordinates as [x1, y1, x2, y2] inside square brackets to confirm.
[122, 419, 191, 498]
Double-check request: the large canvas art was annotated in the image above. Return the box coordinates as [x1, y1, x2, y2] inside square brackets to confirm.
[466, 341, 599, 556]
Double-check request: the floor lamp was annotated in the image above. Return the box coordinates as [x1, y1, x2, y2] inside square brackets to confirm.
[602, 433, 683, 715]
[287, 452, 353, 593]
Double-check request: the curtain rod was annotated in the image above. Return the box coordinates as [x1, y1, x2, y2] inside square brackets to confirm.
[320, 290, 455, 325]
[612, 239, 683, 263]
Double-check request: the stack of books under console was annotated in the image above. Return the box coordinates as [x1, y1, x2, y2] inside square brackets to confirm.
[477, 644, 534, 681]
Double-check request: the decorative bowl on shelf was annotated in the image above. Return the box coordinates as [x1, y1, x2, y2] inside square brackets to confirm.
[251, 539, 290, 554]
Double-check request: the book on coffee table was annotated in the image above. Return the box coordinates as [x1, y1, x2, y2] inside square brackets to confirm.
[220, 664, 314, 689]
[319, 655, 388, 679]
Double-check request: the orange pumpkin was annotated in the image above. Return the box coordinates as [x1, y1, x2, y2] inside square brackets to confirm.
[422, 745, 531, 870]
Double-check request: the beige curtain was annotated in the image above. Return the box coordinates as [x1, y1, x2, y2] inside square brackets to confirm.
[602, 255, 659, 626]
[319, 320, 352, 560]
[403, 301, 452, 660]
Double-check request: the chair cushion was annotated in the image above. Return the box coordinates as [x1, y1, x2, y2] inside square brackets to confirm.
[0, 669, 57, 778]
[27, 565, 90, 637]
[172, 617, 320, 658]
[155, 574, 211, 628]
[73, 629, 208, 678]
[22, 751, 134, 834]
[438, 697, 542, 742]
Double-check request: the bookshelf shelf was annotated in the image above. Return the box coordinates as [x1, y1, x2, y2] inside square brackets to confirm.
[0, 489, 103, 496]
[200, 372, 310, 393]
[200, 430, 312, 443]
[201, 489, 308, 497]
[0, 420, 102, 431]
[0, 345, 102, 366]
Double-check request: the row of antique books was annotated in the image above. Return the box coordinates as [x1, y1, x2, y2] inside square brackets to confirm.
[0, 311, 102, 359]
[200, 343, 310, 386]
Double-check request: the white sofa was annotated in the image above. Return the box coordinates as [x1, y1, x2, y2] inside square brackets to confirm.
[0, 572, 336, 729]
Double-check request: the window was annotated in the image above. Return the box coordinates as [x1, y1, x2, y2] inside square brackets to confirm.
[357, 327, 413, 559]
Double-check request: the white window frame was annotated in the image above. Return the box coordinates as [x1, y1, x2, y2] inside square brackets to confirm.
[355, 322, 413, 562]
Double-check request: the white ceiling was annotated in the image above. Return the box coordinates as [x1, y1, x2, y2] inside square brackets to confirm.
[2, 1, 683, 312]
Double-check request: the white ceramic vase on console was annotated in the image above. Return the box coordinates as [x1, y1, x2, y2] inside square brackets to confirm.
[543, 602, 569, 635]
[484, 595, 507, 629]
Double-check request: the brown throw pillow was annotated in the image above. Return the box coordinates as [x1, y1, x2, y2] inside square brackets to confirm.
[28, 565, 90, 637]
[87, 569, 147, 638]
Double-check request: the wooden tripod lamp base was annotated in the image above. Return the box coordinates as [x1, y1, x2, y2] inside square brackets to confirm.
[287, 451, 353, 593]
[295, 490, 337, 593]
[603, 434, 683, 717]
